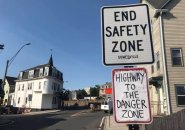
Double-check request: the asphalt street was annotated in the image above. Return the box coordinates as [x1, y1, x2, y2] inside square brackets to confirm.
[0, 110, 106, 130]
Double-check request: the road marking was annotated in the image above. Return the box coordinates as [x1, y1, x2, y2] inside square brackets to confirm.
[71, 110, 89, 117]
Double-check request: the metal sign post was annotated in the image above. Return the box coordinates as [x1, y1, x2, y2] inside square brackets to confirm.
[101, 3, 154, 130]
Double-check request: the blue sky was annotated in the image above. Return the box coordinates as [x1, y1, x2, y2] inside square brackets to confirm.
[0, 0, 138, 90]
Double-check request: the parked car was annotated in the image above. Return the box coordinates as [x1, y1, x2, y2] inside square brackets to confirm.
[0, 105, 7, 114]
[0, 105, 22, 114]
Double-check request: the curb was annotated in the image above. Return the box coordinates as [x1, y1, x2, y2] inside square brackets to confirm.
[22, 110, 61, 116]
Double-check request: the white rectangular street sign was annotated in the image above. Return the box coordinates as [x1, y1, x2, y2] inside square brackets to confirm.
[112, 68, 152, 124]
[101, 4, 154, 66]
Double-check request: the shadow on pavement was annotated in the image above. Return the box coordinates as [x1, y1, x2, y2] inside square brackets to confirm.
[0, 112, 67, 130]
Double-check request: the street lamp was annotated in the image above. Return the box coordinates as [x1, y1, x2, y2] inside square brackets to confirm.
[1, 43, 31, 94]
[0, 44, 4, 49]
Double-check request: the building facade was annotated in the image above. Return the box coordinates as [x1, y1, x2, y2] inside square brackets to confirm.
[69, 91, 77, 100]
[141, 0, 185, 114]
[13, 55, 63, 110]
[99, 82, 112, 98]
[3, 76, 17, 105]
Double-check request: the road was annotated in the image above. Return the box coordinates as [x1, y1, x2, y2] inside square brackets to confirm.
[0, 109, 106, 130]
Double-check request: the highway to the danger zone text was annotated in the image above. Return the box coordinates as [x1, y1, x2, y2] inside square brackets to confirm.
[112, 68, 152, 124]
[101, 4, 154, 65]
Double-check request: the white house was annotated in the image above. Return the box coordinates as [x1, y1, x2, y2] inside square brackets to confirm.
[69, 91, 77, 100]
[99, 82, 112, 98]
[3, 76, 17, 105]
[13, 55, 63, 111]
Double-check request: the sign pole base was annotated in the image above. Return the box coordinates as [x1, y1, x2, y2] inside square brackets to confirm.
[128, 124, 139, 130]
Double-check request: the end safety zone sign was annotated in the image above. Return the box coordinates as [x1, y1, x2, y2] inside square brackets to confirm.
[101, 4, 154, 66]
[112, 68, 152, 124]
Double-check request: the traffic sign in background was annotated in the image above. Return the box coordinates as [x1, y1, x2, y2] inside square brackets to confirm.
[101, 4, 154, 65]
[112, 68, 152, 124]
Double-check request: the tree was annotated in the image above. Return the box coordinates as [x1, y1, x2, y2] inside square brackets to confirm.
[77, 89, 87, 99]
[0, 85, 4, 99]
[60, 89, 70, 100]
[90, 85, 100, 97]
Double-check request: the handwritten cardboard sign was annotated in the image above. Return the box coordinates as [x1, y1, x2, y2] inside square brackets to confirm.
[112, 68, 152, 124]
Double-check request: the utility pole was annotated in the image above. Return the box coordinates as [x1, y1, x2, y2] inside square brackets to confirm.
[0, 44, 4, 102]
[1, 43, 31, 104]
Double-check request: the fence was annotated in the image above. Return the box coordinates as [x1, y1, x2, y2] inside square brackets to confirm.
[150, 101, 165, 116]
[145, 108, 185, 130]
[62, 100, 102, 110]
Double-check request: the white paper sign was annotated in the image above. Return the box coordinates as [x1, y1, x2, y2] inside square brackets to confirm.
[112, 68, 152, 124]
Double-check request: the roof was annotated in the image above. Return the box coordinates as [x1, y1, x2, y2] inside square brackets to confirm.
[23, 64, 49, 72]
[48, 54, 53, 66]
[0, 79, 2, 85]
[6, 76, 17, 85]
[140, 0, 171, 9]
[17, 55, 63, 82]
[23, 55, 54, 72]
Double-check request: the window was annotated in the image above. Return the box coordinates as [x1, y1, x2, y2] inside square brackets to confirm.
[39, 68, 43, 77]
[28, 70, 34, 78]
[28, 83, 32, 90]
[44, 67, 49, 76]
[58, 72, 61, 79]
[25, 97, 28, 104]
[57, 84, 60, 92]
[52, 97, 57, 104]
[52, 67, 57, 77]
[19, 72, 23, 79]
[22, 84, 24, 91]
[156, 52, 160, 70]
[28, 94, 32, 101]
[151, 65, 154, 73]
[171, 48, 183, 66]
[52, 82, 57, 91]
[18, 85, 20, 91]
[176, 85, 185, 106]
[54, 84, 56, 91]
[157, 61, 160, 70]
[18, 97, 20, 104]
[44, 81, 47, 89]
[39, 82, 41, 89]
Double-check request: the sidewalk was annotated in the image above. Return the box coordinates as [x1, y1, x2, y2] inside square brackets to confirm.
[103, 115, 145, 130]
[103, 115, 128, 130]
[0, 109, 60, 126]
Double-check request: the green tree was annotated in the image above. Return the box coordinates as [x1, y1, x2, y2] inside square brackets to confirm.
[90, 85, 100, 97]
[77, 89, 87, 99]
[0, 85, 4, 99]
[60, 89, 70, 100]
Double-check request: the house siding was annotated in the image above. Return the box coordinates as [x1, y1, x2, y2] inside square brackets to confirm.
[141, 0, 185, 114]
[163, 0, 185, 113]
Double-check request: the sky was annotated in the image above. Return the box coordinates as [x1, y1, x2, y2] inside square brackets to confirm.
[0, 0, 139, 90]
